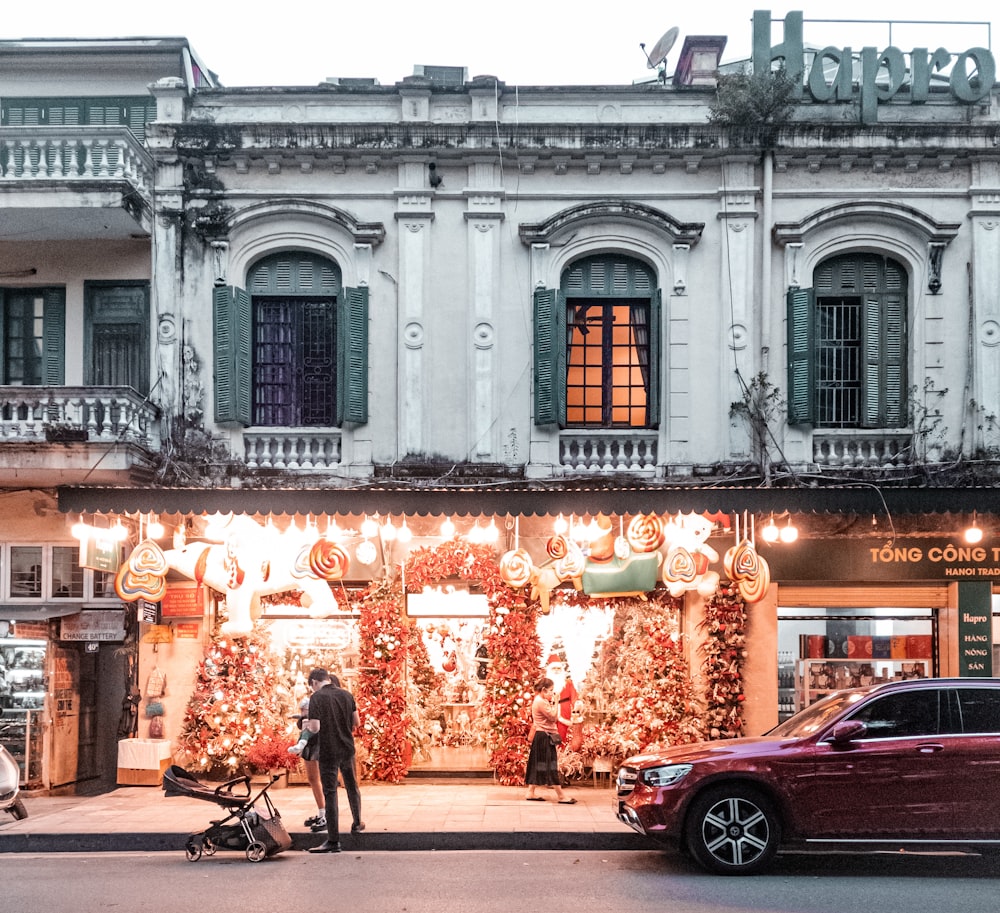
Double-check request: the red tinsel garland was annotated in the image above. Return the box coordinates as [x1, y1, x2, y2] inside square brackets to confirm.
[356, 579, 410, 783]
[700, 584, 748, 739]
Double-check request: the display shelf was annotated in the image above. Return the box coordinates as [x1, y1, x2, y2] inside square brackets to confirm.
[0, 639, 47, 783]
[797, 657, 929, 709]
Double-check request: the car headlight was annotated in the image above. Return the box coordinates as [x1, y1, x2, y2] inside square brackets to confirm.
[640, 763, 692, 788]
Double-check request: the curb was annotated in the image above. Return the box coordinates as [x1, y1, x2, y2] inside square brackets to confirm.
[0, 830, 660, 855]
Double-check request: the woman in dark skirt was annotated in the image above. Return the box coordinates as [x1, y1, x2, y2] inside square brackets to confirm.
[524, 677, 576, 803]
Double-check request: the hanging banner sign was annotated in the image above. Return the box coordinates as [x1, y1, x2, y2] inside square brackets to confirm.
[957, 582, 993, 677]
[79, 536, 121, 574]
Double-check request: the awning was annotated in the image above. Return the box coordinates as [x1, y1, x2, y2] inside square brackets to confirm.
[57, 484, 1000, 518]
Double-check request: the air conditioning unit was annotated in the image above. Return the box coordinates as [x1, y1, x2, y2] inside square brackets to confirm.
[323, 77, 380, 87]
[412, 65, 468, 86]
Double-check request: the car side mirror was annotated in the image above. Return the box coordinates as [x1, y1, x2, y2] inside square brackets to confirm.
[829, 720, 866, 744]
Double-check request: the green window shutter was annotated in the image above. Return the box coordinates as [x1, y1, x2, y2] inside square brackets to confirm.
[786, 287, 815, 425]
[533, 288, 566, 427]
[647, 288, 662, 427]
[213, 285, 251, 425]
[42, 288, 66, 385]
[862, 295, 883, 428]
[337, 286, 369, 425]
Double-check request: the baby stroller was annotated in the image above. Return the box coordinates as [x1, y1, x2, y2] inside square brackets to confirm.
[162, 765, 292, 863]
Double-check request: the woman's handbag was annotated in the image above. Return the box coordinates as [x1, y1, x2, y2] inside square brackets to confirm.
[549, 732, 563, 747]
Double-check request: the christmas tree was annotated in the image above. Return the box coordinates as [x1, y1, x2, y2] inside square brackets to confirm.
[175, 623, 295, 777]
[700, 584, 748, 739]
[606, 593, 704, 761]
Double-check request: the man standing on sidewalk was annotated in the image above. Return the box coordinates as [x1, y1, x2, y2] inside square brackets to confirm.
[303, 669, 364, 853]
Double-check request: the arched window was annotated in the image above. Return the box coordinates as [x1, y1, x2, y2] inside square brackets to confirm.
[534, 254, 660, 429]
[213, 252, 368, 427]
[787, 252, 907, 428]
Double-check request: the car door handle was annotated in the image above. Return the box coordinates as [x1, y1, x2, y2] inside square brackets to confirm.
[915, 743, 944, 753]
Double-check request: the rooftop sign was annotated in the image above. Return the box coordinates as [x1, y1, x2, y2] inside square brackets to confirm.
[752, 10, 995, 124]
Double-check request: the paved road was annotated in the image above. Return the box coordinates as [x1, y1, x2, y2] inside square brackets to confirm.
[4, 848, 999, 913]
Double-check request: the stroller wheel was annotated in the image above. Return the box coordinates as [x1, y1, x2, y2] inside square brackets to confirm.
[246, 841, 267, 863]
[203, 838, 217, 856]
[184, 839, 203, 862]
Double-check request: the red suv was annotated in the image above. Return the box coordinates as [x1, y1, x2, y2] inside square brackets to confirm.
[615, 678, 1000, 874]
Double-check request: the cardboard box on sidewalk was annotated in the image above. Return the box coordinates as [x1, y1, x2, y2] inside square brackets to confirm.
[117, 757, 172, 786]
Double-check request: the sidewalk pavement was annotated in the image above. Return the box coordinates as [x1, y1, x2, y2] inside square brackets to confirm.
[0, 777, 661, 855]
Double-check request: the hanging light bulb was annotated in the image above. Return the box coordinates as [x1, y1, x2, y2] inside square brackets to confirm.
[484, 518, 499, 542]
[779, 517, 799, 543]
[396, 519, 413, 543]
[71, 515, 90, 540]
[360, 516, 379, 539]
[553, 513, 568, 534]
[965, 512, 984, 544]
[761, 515, 780, 543]
[146, 515, 165, 539]
[441, 517, 456, 538]
[111, 519, 129, 541]
[381, 519, 397, 542]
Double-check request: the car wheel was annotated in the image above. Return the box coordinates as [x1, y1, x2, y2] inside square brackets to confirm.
[684, 785, 780, 875]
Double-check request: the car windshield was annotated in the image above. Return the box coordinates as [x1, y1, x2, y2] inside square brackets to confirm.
[766, 688, 869, 738]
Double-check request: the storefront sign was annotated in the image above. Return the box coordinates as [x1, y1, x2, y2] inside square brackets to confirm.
[60, 610, 125, 642]
[957, 582, 993, 677]
[174, 622, 201, 639]
[139, 601, 158, 624]
[754, 10, 995, 124]
[761, 537, 1000, 583]
[79, 536, 121, 574]
[160, 585, 204, 618]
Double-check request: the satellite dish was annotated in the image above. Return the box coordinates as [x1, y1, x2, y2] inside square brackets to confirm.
[645, 26, 679, 69]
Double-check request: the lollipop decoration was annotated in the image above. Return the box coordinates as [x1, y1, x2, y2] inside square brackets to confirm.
[308, 538, 350, 581]
[498, 547, 532, 589]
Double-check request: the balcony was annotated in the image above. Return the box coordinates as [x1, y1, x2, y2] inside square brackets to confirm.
[0, 386, 162, 486]
[0, 127, 154, 239]
[811, 430, 914, 470]
[559, 430, 659, 475]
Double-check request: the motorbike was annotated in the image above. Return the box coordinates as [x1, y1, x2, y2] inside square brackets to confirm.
[0, 739, 27, 820]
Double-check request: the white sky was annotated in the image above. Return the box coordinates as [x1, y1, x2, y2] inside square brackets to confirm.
[1, 2, 995, 88]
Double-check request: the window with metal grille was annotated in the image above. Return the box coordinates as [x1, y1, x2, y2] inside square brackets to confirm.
[253, 298, 337, 426]
[786, 252, 907, 429]
[816, 296, 862, 426]
[566, 299, 651, 427]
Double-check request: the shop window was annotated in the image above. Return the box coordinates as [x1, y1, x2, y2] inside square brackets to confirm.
[534, 254, 660, 428]
[9, 547, 42, 599]
[84, 282, 150, 395]
[0, 288, 65, 387]
[213, 252, 368, 427]
[777, 607, 935, 719]
[787, 252, 907, 428]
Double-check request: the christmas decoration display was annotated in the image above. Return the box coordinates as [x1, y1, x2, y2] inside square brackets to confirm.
[660, 512, 721, 598]
[605, 593, 704, 761]
[162, 515, 340, 634]
[356, 578, 410, 782]
[175, 623, 295, 777]
[406, 538, 538, 785]
[115, 538, 168, 602]
[700, 584, 749, 739]
[724, 537, 771, 603]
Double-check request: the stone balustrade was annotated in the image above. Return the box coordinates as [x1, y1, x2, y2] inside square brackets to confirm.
[243, 430, 343, 471]
[0, 386, 161, 449]
[559, 430, 659, 474]
[811, 430, 914, 469]
[0, 127, 153, 190]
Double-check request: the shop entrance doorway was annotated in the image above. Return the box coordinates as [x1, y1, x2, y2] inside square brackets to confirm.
[407, 617, 491, 776]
